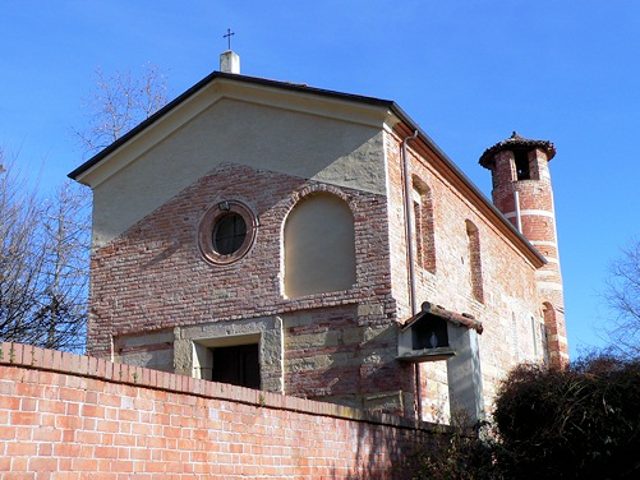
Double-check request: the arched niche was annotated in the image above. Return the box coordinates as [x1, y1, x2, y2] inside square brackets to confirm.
[283, 193, 356, 298]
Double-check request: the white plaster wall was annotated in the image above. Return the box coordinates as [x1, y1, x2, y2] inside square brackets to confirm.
[90, 98, 385, 247]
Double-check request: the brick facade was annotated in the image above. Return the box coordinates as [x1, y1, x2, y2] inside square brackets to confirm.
[384, 127, 554, 417]
[88, 162, 413, 415]
[74, 73, 567, 422]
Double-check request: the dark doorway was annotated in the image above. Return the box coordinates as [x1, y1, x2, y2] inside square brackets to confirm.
[211, 344, 260, 389]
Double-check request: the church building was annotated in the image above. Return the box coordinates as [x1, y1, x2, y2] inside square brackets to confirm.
[69, 51, 568, 422]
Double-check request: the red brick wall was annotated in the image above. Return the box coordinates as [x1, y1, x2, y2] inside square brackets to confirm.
[0, 342, 430, 479]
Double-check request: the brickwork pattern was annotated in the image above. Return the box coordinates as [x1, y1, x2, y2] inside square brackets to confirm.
[385, 128, 546, 417]
[87, 122, 566, 422]
[282, 305, 413, 407]
[88, 163, 406, 411]
[0, 342, 430, 479]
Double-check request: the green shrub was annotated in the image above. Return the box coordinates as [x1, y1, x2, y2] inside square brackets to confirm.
[408, 355, 640, 479]
[494, 355, 640, 479]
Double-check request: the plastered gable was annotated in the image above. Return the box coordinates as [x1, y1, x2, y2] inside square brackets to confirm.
[90, 95, 387, 248]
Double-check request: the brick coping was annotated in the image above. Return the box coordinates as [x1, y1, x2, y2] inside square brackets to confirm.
[0, 342, 433, 432]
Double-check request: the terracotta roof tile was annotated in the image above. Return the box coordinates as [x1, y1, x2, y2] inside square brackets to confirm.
[479, 131, 556, 168]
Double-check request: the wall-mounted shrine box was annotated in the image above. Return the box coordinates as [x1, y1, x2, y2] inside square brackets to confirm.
[398, 302, 482, 362]
[398, 301, 486, 424]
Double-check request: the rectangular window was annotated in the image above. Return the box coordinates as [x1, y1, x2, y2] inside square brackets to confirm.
[188, 325, 282, 393]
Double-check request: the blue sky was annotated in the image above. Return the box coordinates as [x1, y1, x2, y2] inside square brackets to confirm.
[2, 1, 639, 357]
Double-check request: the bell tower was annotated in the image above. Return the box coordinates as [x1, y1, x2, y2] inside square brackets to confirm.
[479, 132, 568, 366]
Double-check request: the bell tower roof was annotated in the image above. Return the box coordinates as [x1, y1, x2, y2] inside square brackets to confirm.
[479, 131, 556, 168]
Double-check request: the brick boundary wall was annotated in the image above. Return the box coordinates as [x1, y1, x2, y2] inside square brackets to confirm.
[0, 342, 435, 479]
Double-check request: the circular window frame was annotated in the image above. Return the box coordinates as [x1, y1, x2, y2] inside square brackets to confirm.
[198, 200, 257, 266]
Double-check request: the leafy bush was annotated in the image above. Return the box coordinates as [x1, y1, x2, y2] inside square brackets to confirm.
[494, 355, 640, 479]
[409, 355, 640, 479]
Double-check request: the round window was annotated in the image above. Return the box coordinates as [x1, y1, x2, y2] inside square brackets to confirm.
[198, 201, 256, 265]
[212, 212, 248, 255]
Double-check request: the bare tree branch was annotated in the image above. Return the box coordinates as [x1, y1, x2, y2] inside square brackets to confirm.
[0, 149, 89, 351]
[604, 239, 640, 357]
[1, 64, 169, 352]
[74, 63, 168, 155]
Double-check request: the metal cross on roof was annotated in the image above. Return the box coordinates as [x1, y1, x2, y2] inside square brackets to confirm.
[223, 28, 235, 50]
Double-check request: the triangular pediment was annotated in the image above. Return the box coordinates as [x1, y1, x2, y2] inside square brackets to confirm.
[70, 73, 398, 189]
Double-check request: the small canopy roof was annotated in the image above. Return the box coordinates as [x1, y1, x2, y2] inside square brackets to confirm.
[402, 302, 483, 334]
[479, 131, 556, 169]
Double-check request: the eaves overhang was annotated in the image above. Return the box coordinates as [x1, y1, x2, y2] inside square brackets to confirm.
[479, 131, 556, 169]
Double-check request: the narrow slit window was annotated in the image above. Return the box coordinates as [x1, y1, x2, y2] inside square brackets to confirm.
[466, 220, 484, 303]
[412, 177, 436, 273]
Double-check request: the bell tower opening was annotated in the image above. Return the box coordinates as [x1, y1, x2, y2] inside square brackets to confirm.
[514, 149, 531, 180]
